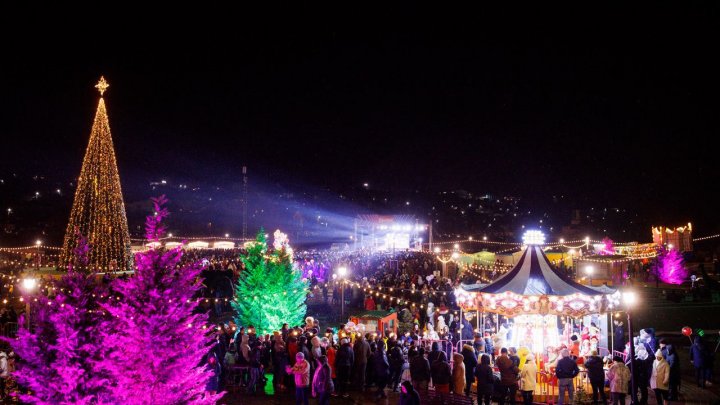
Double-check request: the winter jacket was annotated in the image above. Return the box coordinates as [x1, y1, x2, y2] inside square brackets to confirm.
[607, 362, 631, 394]
[690, 337, 707, 367]
[410, 355, 431, 381]
[496, 354, 519, 386]
[555, 356, 580, 379]
[0, 353, 7, 378]
[584, 355, 604, 382]
[353, 339, 371, 365]
[519, 361, 537, 392]
[389, 345, 405, 369]
[326, 346, 337, 378]
[474, 363, 495, 395]
[336, 343, 354, 367]
[312, 363, 334, 394]
[399, 389, 421, 405]
[290, 359, 311, 387]
[663, 344, 681, 384]
[651, 358, 670, 390]
[428, 343, 443, 365]
[461, 344, 478, 382]
[452, 353, 466, 393]
[373, 349, 390, 378]
[431, 358, 452, 385]
[650, 355, 670, 390]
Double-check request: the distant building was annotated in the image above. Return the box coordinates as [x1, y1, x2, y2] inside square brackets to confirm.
[652, 223, 693, 252]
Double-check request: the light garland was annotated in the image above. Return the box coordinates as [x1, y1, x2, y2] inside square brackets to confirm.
[693, 234, 720, 242]
[59, 77, 133, 272]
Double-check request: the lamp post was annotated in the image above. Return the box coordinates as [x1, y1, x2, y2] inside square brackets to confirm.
[338, 266, 348, 322]
[35, 239, 42, 271]
[22, 278, 37, 330]
[623, 290, 638, 404]
[585, 265, 594, 286]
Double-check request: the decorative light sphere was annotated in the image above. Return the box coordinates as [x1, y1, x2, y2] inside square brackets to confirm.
[434, 247, 441, 253]
[451, 252, 459, 259]
[453, 243, 459, 249]
[338, 266, 348, 277]
[35, 239, 42, 246]
[559, 238, 565, 244]
[522, 230, 545, 245]
[585, 266, 594, 275]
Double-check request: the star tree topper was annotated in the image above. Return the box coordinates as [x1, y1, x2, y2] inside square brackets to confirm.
[95, 76, 109, 96]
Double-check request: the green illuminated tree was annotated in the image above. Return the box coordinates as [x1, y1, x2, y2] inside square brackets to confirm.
[232, 231, 308, 334]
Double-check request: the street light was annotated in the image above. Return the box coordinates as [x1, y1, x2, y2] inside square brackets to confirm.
[337, 266, 348, 322]
[585, 265, 594, 285]
[623, 290, 638, 404]
[559, 238, 565, 244]
[22, 278, 37, 330]
[35, 239, 42, 271]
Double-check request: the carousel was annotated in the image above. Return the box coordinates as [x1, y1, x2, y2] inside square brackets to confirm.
[455, 230, 621, 364]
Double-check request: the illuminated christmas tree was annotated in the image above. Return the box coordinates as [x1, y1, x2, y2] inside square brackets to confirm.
[59, 76, 133, 272]
[8, 230, 112, 404]
[97, 196, 222, 404]
[232, 230, 309, 334]
[656, 245, 687, 285]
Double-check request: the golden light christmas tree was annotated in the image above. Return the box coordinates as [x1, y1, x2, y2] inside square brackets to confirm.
[59, 77, 133, 272]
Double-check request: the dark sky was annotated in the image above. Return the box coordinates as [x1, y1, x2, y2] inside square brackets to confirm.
[2, 6, 719, 227]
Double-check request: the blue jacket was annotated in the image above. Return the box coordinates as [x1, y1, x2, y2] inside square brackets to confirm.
[690, 337, 707, 367]
[555, 356, 580, 379]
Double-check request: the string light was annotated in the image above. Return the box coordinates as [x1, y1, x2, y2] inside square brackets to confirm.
[59, 77, 133, 272]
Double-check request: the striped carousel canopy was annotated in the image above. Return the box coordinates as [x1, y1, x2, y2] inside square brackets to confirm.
[464, 245, 610, 296]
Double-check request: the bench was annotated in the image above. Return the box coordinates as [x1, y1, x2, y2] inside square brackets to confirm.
[419, 389, 474, 405]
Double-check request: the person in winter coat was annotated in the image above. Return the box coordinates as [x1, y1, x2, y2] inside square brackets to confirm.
[651, 349, 670, 405]
[659, 339, 680, 400]
[584, 350, 607, 404]
[239, 334, 251, 364]
[475, 353, 494, 405]
[555, 349, 579, 405]
[519, 357, 537, 405]
[373, 343, 391, 399]
[690, 336, 708, 388]
[287, 352, 311, 405]
[312, 355, 334, 405]
[607, 356, 630, 405]
[428, 342, 443, 366]
[0, 351, 7, 400]
[484, 332, 495, 361]
[410, 347, 431, 391]
[497, 348, 520, 405]
[388, 339, 405, 392]
[272, 334, 287, 391]
[430, 351, 452, 393]
[399, 380, 421, 405]
[461, 343, 478, 396]
[452, 352, 466, 394]
[205, 352, 221, 396]
[353, 335, 371, 390]
[335, 338, 354, 397]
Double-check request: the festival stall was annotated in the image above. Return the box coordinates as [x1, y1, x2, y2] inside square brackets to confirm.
[350, 310, 398, 336]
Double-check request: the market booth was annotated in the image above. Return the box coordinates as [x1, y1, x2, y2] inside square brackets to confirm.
[350, 310, 398, 337]
[455, 231, 620, 399]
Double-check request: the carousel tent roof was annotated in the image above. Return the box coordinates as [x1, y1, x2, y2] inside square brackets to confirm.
[463, 245, 613, 296]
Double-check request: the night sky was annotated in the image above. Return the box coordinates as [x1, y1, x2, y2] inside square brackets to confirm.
[2, 6, 719, 229]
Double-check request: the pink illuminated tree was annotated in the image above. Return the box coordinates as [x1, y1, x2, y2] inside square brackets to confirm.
[599, 237, 615, 255]
[97, 196, 223, 404]
[656, 246, 687, 285]
[6, 229, 112, 404]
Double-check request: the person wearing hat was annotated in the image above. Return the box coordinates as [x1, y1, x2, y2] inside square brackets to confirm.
[555, 348, 580, 405]
[650, 349, 670, 405]
[287, 352, 311, 405]
[585, 349, 607, 404]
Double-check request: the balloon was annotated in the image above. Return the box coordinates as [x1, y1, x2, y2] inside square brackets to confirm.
[681, 326, 692, 337]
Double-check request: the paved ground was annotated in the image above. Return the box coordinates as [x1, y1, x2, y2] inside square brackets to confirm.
[220, 375, 720, 404]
